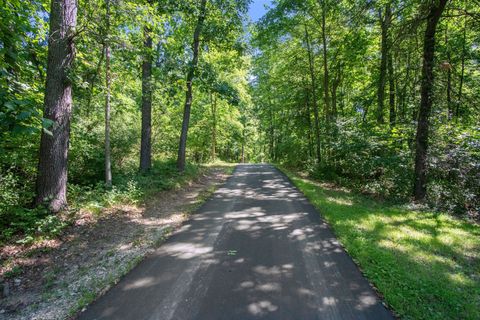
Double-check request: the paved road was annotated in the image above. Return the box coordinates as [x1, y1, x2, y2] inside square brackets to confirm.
[78, 164, 394, 320]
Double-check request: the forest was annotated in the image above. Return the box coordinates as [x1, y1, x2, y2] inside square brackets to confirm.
[1, 0, 254, 240]
[1, 0, 479, 242]
[1, 0, 480, 319]
[252, 0, 479, 216]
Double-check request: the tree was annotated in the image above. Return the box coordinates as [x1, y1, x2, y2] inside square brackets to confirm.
[140, 25, 153, 172]
[177, 0, 207, 172]
[377, 3, 392, 124]
[304, 23, 321, 163]
[413, 0, 448, 201]
[317, 0, 331, 122]
[210, 92, 217, 161]
[388, 43, 395, 127]
[1, 0, 478, 242]
[0, 0, 252, 237]
[35, 0, 78, 211]
[104, 0, 112, 188]
[251, 0, 478, 214]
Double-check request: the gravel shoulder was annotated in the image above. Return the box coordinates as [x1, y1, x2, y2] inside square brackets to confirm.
[0, 166, 233, 320]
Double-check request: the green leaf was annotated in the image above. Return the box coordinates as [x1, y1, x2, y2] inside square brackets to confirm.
[42, 118, 54, 129]
[43, 127, 53, 136]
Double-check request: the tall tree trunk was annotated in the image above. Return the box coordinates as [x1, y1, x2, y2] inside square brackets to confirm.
[319, 1, 330, 122]
[269, 103, 275, 160]
[331, 85, 337, 118]
[241, 129, 245, 163]
[377, 4, 391, 124]
[445, 23, 452, 119]
[210, 92, 217, 161]
[304, 24, 321, 164]
[320, 3, 332, 164]
[140, 26, 153, 172]
[305, 88, 313, 158]
[399, 52, 411, 123]
[331, 66, 341, 119]
[177, 0, 207, 171]
[457, 17, 466, 117]
[104, 0, 112, 188]
[339, 85, 345, 116]
[35, 0, 77, 212]
[413, 0, 448, 201]
[388, 51, 396, 127]
[446, 56, 452, 119]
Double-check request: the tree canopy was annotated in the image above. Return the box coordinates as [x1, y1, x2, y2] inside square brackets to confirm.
[0, 0, 479, 238]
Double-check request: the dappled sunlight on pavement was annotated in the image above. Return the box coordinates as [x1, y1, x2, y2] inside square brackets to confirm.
[78, 164, 393, 320]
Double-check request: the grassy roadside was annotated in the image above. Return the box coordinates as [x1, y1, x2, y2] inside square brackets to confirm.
[69, 160, 236, 220]
[1, 160, 236, 274]
[1, 160, 235, 246]
[279, 166, 480, 320]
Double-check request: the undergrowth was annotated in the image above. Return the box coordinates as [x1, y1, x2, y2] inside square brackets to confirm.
[0, 159, 200, 245]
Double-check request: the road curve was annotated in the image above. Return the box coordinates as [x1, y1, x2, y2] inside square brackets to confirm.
[78, 164, 394, 320]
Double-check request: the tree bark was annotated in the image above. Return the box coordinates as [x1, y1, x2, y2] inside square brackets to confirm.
[388, 51, 396, 127]
[457, 17, 466, 117]
[140, 26, 153, 172]
[104, 0, 112, 188]
[398, 51, 411, 123]
[377, 4, 391, 124]
[331, 65, 341, 120]
[269, 103, 275, 160]
[35, 0, 77, 212]
[413, 0, 448, 201]
[305, 87, 313, 159]
[241, 131, 245, 163]
[320, 1, 330, 122]
[445, 23, 452, 119]
[304, 24, 321, 164]
[210, 92, 217, 161]
[177, 0, 207, 172]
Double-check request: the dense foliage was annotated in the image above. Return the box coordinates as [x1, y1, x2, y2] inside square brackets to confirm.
[0, 0, 254, 240]
[251, 0, 479, 218]
[1, 0, 479, 242]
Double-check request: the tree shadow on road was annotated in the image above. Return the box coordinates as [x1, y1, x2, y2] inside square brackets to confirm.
[290, 174, 480, 319]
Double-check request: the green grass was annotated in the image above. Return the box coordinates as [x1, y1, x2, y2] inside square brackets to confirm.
[69, 159, 202, 210]
[1, 159, 234, 245]
[281, 168, 480, 320]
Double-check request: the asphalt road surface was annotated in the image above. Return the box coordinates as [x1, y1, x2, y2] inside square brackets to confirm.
[78, 164, 394, 320]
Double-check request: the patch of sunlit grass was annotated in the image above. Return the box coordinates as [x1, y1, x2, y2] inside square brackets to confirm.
[203, 160, 238, 167]
[281, 167, 480, 320]
[324, 196, 353, 206]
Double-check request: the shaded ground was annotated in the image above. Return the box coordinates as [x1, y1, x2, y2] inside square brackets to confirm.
[0, 166, 231, 320]
[78, 164, 393, 320]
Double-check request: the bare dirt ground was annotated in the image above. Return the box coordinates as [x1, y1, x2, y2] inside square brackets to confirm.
[0, 166, 232, 320]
